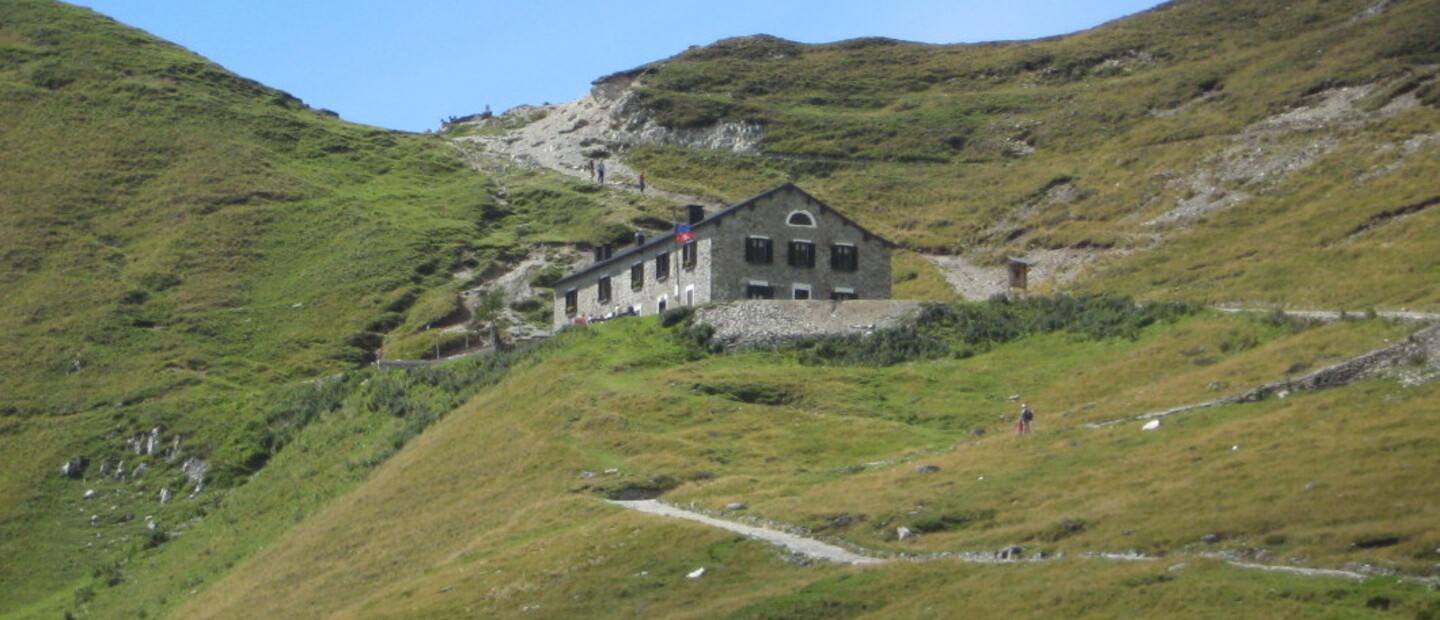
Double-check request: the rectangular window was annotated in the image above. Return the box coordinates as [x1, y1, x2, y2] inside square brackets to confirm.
[564, 289, 578, 315]
[830, 244, 858, 272]
[597, 276, 612, 303]
[793, 286, 811, 300]
[745, 283, 775, 299]
[681, 241, 698, 269]
[745, 237, 773, 264]
[630, 263, 644, 290]
[655, 252, 671, 280]
[830, 288, 858, 301]
[787, 241, 816, 268]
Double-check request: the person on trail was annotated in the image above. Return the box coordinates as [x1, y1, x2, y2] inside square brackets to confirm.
[638, 172, 646, 193]
[596, 160, 606, 184]
[585, 160, 595, 180]
[1017, 403, 1034, 434]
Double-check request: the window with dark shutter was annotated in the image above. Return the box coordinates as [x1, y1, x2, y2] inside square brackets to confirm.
[745, 283, 775, 299]
[681, 241, 698, 269]
[597, 276, 612, 303]
[787, 241, 815, 268]
[630, 263, 643, 290]
[564, 290, 578, 315]
[655, 252, 670, 280]
[830, 244, 858, 272]
[745, 237, 773, 264]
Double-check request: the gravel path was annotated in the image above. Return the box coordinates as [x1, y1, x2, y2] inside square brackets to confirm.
[608, 500, 1440, 586]
[1214, 307, 1440, 322]
[449, 87, 730, 209]
[610, 500, 884, 565]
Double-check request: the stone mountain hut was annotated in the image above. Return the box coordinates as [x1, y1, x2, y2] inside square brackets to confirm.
[552, 184, 894, 329]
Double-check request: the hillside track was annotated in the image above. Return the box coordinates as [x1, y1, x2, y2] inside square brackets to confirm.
[611, 500, 883, 565]
[611, 496, 1440, 586]
[1089, 319, 1440, 428]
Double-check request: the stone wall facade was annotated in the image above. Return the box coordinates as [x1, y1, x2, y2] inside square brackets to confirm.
[552, 233, 717, 327]
[705, 186, 892, 304]
[552, 184, 893, 329]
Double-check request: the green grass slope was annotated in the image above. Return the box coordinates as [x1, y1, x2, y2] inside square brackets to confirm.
[5, 0, 1440, 617]
[0, 1, 658, 614]
[619, 0, 1440, 308]
[47, 310, 1434, 619]
[0, 0, 490, 417]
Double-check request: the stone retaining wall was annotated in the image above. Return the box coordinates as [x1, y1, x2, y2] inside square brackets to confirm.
[693, 300, 928, 349]
[1090, 321, 1440, 427]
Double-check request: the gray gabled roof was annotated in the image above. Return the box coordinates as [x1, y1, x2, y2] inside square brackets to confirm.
[551, 183, 893, 289]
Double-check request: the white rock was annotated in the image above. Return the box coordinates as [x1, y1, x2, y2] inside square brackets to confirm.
[686, 567, 706, 579]
[1142, 420, 1161, 431]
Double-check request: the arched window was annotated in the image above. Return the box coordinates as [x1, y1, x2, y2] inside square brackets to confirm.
[786, 211, 816, 227]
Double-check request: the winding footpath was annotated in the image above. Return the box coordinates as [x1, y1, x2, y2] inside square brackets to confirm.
[610, 500, 882, 565]
[609, 500, 1440, 587]
[610, 317, 1440, 582]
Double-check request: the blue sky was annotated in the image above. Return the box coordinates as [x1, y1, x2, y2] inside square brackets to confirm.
[74, 0, 1166, 133]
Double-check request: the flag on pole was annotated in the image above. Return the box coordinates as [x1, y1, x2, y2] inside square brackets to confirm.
[675, 223, 694, 243]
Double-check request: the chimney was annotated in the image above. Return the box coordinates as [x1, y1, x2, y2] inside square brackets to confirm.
[634, 230, 647, 246]
[685, 204, 705, 225]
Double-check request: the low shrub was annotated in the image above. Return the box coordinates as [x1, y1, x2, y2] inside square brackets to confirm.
[790, 295, 1198, 366]
[911, 509, 996, 533]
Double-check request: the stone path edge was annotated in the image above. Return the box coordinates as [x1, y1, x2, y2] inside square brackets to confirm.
[608, 499, 1440, 587]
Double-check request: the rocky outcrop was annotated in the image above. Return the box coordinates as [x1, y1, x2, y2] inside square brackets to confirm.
[592, 69, 764, 153]
[1146, 78, 1435, 227]
[450, 69, 760, 196]
[182, 457, 208, 497]
[59, 456, 88, 478]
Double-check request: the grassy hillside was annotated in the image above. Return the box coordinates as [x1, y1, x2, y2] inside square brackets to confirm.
[619, 0, 1440, 309]
[0, 0, 489, 414]
[0, 1, 657, 613]
[4, 0, 1439, 618]
[37, 308, 1435, 619]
